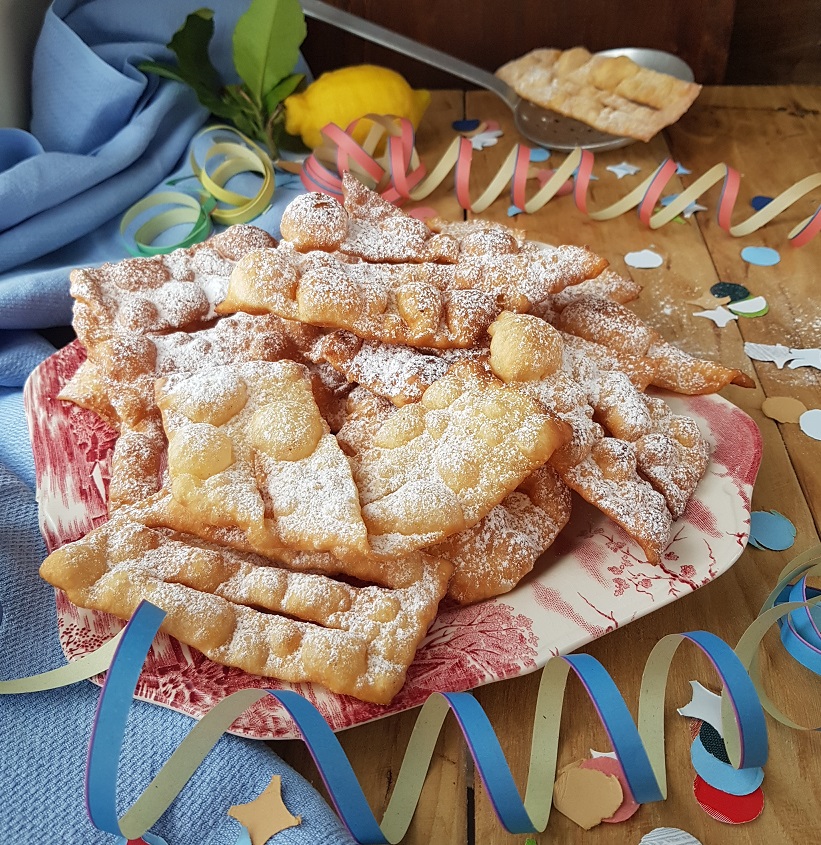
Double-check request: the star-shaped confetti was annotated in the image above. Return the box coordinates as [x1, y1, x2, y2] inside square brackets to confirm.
[693, 306, 738, 327]
[228, 775, 301, 845]
[660, 194, 707, 218]
[744, 342, 794, 368]
[606, 161, 640, 179]
[469, 128, 503, 149]
[788, 347, 821, 370]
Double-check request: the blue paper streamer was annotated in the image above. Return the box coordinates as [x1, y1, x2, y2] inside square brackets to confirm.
[80, 602, 770, 843]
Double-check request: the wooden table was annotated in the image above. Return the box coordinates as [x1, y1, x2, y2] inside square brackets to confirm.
[275, 86, 821, 844]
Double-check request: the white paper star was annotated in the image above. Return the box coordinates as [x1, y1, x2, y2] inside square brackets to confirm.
[693, 306, 738, 327]
[677, 681, 723, 735]
[744, 342, 794, 368]
[660, 194, 707, 218]
[607, 161, 641, 179]
[469, 129, 503, 150]
[788, 348, 821, 370]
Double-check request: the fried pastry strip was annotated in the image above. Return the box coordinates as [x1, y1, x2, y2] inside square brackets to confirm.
[39, 512, 452, 704]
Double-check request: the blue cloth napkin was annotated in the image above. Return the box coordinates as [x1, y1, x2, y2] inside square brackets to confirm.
[0, 2, 355, 843]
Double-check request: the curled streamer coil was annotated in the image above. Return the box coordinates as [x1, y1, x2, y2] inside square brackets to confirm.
[3, 546, 820, 843]
[302, 115, 821, 247]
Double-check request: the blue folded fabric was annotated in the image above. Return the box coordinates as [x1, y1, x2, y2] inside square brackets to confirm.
[0, 2, 355, 843]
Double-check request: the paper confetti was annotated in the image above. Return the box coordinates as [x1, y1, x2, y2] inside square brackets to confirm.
[607, 161, 640, 179]
[699, 722, 730, 764]
[741, 245, 780, 266]
[553, 762, 623, 829]
[677, 681, 723, 735]
[529, 147, 550, 162]
[710, 282, 750, 302]
[578, 757, 640, 823]
[688, 292, 731, 309]
[744, 342, 794, 368]
[788, 348, 821, 370]
[761, 396, 808, 423]
[693, 306, 738, 327]
[452, 118, 481, 133]
[751, 195, 773, 211]
[624, 248, 663, 269]
[749, 510, 796, 551]
[507, 205, 523, 217]
[675, 163, 692, 175]
[727, 295, 769, 317]
[639, 829, 702, 845]
[799, 408, 821, 440]
[228, 775, 301, 845]
[470, 128, 504, 150]
[690, 734, 765, 795]
[693, 776, 764, 824]
[660, 194, 707, 218]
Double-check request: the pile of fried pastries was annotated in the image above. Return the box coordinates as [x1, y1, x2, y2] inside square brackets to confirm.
[496, 46, 702, 142]
[39, 172, 752, 705]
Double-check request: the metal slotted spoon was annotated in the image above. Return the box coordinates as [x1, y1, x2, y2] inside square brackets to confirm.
[301, 0, 695, 151]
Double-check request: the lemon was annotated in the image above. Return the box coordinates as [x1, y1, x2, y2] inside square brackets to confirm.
[283, 64, 431, 149]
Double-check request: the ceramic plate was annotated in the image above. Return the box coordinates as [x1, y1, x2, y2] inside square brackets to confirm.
[24, 341, 761, 739]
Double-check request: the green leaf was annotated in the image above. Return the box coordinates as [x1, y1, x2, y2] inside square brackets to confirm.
[167, 9, 223, 97]
[137, 61, 191, 87]
[232, 0, 306, 106]
[262, 72, 305, 114]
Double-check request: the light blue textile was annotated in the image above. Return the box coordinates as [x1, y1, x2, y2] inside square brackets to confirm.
[0, 2, 354, 844]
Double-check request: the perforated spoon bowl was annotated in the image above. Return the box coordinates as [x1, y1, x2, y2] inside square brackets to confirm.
[301, 0, 695, 151]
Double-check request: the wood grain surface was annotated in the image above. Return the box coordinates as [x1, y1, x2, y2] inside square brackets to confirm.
[273, 87, 821, 845]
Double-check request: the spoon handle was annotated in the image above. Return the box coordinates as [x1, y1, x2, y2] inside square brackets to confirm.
[301, 0, 520, 109]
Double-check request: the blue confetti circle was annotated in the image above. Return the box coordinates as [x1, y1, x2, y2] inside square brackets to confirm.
[749, 510, 796, 551]
[452, 118, 481, 133]
[750, 195, 773, 211]
[741, 246, 780, 266]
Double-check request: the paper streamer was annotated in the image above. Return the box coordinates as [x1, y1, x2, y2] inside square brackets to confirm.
[120, 126, 275, 257]
[37, 605, 765, 844]
[301, 115, 821, 247]
[6, 547, 821, 842]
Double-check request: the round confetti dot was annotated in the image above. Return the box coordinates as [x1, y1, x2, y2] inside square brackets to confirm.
[578, 757, 640, 823]
[741, 245, 780, 266]
[693, 776, 764, 824]
[751, 195, 773, 211]
[640, 829, 702, 845]
[761, 396, 808, 423]
[710, 282, 750, 302]
[727, 295, 769, 317]
[452, 118, 481, 133]
[749, 510, 796, 551]
[529, 146, 550, 162]
[699, 721, 731, 764]
[624, 248, 664, 269]
[799, 408, 821, 440]
[690, 735, 765, 795]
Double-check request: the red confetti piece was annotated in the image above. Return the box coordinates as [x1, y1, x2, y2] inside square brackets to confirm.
[693, 776, 764, 824]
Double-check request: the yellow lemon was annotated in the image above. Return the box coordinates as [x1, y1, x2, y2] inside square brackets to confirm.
[284, 64, 431, 149]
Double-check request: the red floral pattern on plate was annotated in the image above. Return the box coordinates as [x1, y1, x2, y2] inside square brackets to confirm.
[24, 342, 762, 739]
